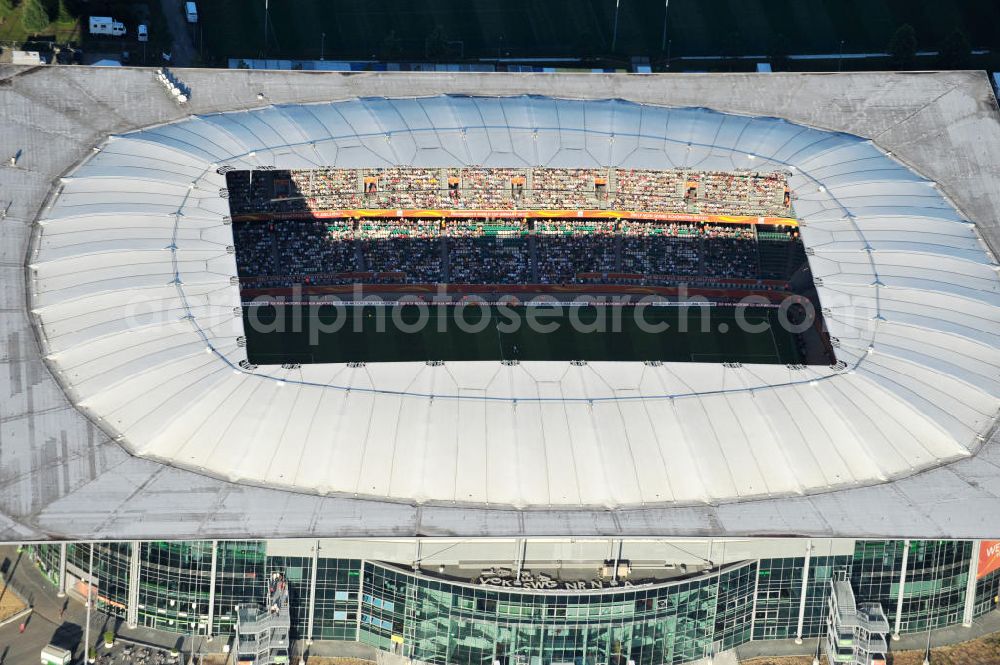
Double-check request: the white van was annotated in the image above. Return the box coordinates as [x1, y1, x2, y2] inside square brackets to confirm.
[137, 23, 149, 42]
[185, 2, 198, 23]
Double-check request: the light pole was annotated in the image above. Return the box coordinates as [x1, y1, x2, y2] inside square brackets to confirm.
[320, 32, 325, 60]
[922, 543, 944, 665]
[611, 0, 621, 53]
[661, 0, 670, 52]
[263, 0, 269, 57]
[84, 545, 94, 663]
[188, 601, 198, 665]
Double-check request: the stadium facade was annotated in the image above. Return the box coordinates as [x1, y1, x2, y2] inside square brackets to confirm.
[0, 67, 998, 540]
[25, 538, 1000, 665]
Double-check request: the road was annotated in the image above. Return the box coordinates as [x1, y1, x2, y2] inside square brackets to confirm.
[0, 548, 116, 665]
[158, 0, 197, 66]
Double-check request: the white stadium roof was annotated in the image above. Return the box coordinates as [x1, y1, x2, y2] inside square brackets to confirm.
[1, 67, 999, 540]
[29, 95, 999, 510]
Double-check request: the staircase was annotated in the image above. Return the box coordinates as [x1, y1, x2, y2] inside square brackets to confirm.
[355, 241, 366, 272]
[270, 228, 282, 273]
[529, 235, 539, 283]
[440, 237, 449, 282]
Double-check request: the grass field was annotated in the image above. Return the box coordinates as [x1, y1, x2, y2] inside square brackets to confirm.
[243, 304, 799, 365]
[197, 0, 1000, 66]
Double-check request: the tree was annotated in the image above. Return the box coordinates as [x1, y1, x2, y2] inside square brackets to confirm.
[766, 33, 790, 71]
[425, 24, 447, 61]
[574, 29, 597, 58]
[56, 0, 73, 23]
[0, 0, 16, 13]
[938, 28, 971, 69]
[380, 29, 402, 61]
[887, 23, 917, 70]
[21, 0, 50, 32]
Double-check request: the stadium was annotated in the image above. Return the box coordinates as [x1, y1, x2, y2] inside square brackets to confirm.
[0, 64, 999, 665]
[0, 67, 1000, 540]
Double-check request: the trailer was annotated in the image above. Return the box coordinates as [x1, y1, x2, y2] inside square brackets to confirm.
[41, 645, 72, 665]
[12, 50, 46, 65]
[89, 16, 127, 37]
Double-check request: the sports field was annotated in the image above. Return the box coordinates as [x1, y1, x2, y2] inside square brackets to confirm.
[242, 304, 801, 365]
[199, 0, 1000, 65]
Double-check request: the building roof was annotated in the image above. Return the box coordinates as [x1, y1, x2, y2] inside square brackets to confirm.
[1, 66, 999, 540]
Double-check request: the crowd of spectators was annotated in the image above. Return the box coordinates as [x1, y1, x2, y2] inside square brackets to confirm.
[619, 221, 701, 238]
[448, 237, 532, 284]
[234, 216, 800, 289]
[291, 169, 362, 210]
[758, 233, 803, 280]
[358, 219, 440, 239]
[536, 236, 618, 284]
[614, 170, 686, 212]
[621, 236, 701, 277]
[691, 171, 787, 215]
[703, 238, 758, 279]
[530, 168, 604, 208]
[226, 171, 285, 215]
[362, 238, 442, 282]
[227, 167, 793, 217]
[535, 220, 617, 235]
[444, 219, 525, 237]
[279, 221, 357, 276]
[233, 221, 278, 277]
[455, 168, 523, 208]
[375, 167, 442, 208]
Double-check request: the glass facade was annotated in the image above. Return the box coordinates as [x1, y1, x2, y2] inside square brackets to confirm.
[313, 558, 362, 641]
[751, 552, 852, 641]
[26, 539, 1000, 665]
[752, 556, 803, 641]
[975, 567, 1000, 618]
[851, 540, 973, 633]
[34, 541, 268, 636]
[360, 561, 754, 665]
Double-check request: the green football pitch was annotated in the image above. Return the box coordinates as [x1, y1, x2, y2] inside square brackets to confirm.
[200, 0, 999, 65]
[242, 304, 800, 365]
